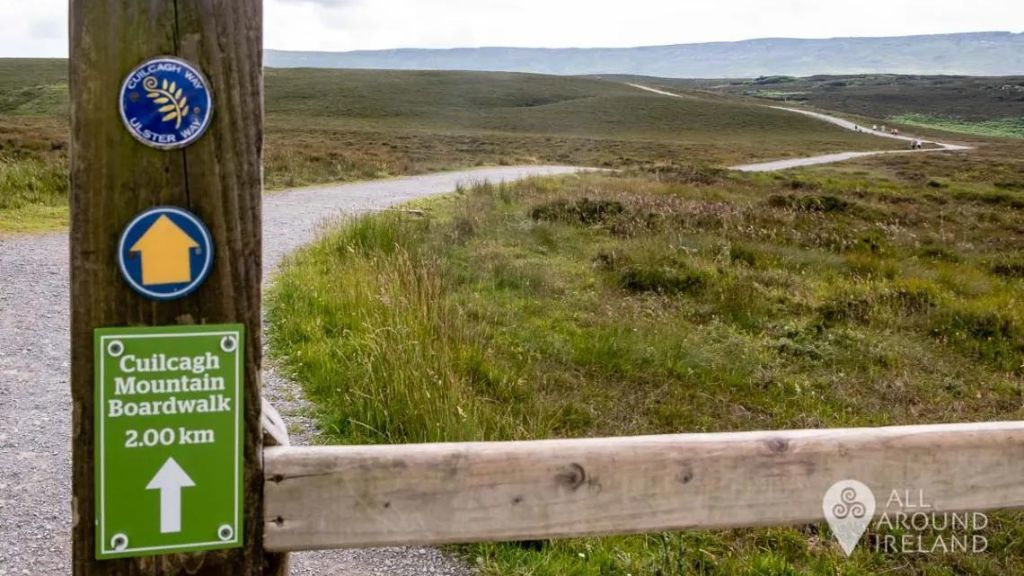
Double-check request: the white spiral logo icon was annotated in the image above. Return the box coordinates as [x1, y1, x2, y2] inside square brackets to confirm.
[823, 480, 876, 556]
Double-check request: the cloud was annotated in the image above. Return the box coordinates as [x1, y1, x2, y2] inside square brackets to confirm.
[1, 0, 1021, 57]
[30, 18, 64, 40]
[294, 0, 364, 7]
[263, 0, 1022, 52]
[0, 0, 66, 57]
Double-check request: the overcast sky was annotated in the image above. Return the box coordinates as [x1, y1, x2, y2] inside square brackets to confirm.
[2, 0, 1020, 57]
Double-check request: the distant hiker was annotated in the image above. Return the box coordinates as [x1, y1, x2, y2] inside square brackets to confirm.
[881, 124, 887, 133]
[873, 124, 878, 131]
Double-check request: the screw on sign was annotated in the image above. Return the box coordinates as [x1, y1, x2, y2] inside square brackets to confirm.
[94, 325, 245, 560]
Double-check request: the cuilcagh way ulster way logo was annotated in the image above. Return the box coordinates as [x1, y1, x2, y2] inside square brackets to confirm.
[118, 207, 214, 301]
[119, 56, 213, 150]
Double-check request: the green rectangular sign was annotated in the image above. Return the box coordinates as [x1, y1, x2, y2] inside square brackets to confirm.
[94, 324, 244, 560]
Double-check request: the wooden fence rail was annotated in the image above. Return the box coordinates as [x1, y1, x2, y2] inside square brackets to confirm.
[263, 421, 1024, 552]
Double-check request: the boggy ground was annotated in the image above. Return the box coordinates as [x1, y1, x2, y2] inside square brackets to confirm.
[269, 141, 1024, 575]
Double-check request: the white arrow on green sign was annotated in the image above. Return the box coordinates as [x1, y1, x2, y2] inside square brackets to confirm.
[147, 457, 195, 534]
[94, 324, 244, 560]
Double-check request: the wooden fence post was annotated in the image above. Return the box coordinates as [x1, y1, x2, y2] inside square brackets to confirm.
[69, 1, 284, 574]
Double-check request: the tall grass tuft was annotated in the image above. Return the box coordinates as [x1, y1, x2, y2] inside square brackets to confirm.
[268, 213, 537, 444]
[0, 155, 67, 210]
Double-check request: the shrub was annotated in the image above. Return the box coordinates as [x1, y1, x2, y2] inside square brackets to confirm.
[819, 294, 875, 325]
[798, 195, 850, 213]
[918, 246, 960, 263]
[765, 194, 850, 213]
[592, 250, 621, 271]
[619, 264, 707, 295]
[788, 179, 817, 191]
[641, 163, 725, 185]
[729, 245, 759, 267]
[530, 197, 626, 226]
[886, 279, 940, 314]
[991, 260, 1024, 279]
[943, 308, 1018, 341]
[931, 302, 1024, 369]
[953, 190, 1024, 209]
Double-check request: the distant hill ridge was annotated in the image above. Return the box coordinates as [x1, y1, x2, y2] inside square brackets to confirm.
[267, 32, 1024, 78]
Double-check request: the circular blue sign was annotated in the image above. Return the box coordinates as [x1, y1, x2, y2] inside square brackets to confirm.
[117, 207, 214, 301]
[119, 57, 214, 150]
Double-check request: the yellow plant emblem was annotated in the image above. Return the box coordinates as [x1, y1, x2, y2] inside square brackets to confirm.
[144, 76, 189, 129]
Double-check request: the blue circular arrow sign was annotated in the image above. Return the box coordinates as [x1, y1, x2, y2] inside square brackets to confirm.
[118, 207, 214, 301]
[119, 57, 214, 150]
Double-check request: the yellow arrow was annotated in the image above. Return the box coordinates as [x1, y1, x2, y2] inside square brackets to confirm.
[129, 215, 200, 286]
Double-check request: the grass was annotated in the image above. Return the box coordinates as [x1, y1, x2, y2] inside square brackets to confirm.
[633, 74, 1024, 144]
[269, 140, 1024, 574]
[1, 59, 900, 232]
[643, 74, 1024, 124]
[890, 114, 1024, 139]
[0, 116, 69, 232]
[0, 58, 68, 115]
[261, 68, 899, 188]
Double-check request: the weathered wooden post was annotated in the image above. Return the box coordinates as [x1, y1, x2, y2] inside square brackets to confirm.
[70, 1, 284, 574]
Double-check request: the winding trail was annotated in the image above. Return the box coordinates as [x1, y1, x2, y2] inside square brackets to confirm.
[628, 83, 972, 171]
[0, 165, 582, 576]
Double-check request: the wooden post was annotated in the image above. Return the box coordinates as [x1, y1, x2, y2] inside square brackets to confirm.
[70, 1, 284, 574]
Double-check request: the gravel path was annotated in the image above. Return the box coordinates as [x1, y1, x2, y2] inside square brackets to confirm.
[627, 83, 973, 172]
[0, 165, 582, 576]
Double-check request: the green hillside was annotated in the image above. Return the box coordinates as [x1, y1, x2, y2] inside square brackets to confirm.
[640, 73, 1024, 139]
[262, 68, 896, 180]
[0, 59, 68, 115]
[0, 59, 904, 231]
[266, 68, 870, 144]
